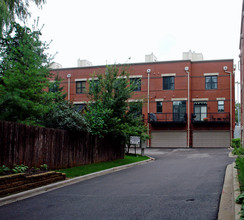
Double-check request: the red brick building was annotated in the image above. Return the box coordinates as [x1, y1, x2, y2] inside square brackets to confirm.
[51, 59, 234, 148]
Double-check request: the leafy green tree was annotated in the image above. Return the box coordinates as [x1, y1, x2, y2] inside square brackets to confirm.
[0, 22, 52, 125]
[43, 76, 86, 132]
[84, 65, 148, 141]
[43, 101, 86, 132]
[0, 0, 46, 35]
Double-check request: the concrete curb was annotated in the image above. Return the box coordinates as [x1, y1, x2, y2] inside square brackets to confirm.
[0, 156, 155, 207]
[233, 162, 242, 220]
[218, 161, 242, 220]
[218, 163, 234, 220]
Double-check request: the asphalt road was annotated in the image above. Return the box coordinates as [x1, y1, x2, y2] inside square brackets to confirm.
[0, 148, 234, 220]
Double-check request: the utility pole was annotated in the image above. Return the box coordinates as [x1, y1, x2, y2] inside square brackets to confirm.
[236, 81, 240, 125]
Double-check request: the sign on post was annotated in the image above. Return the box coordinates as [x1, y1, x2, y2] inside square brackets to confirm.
[130, 136, 140, 145]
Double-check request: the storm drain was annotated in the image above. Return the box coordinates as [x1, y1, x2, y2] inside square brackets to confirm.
[185, 198, 195, 202]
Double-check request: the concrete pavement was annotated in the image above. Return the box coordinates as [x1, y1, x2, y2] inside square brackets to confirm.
[0, 148, 234, 220]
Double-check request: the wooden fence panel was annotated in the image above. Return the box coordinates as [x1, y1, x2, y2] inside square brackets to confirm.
[0, 121, 124, 169]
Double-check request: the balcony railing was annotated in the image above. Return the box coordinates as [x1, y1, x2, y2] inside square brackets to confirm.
[148, 113, 187, 124]
[191, 112, 230, 124]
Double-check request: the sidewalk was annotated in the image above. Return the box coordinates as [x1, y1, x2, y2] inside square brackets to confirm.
[218, 153, 241, 220]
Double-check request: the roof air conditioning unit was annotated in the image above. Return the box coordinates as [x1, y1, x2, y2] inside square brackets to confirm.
[185, 66, 189, 71]
[223, 66, 228, 71]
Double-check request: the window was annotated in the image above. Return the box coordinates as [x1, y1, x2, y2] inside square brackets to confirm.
[129, 102, 142, 116]
[218, 101, 224, 112]
[173, 101, 186, 121]
[130, 78, 141, 91]
[205, 76, 217, 90]
[74, 104, 86, 112]
[163, 76, 174, 90]
[194, 102, 207, 121]
[76, 81, 86, 94]
[156, 101, 162, 113]
[48, 81, 58, 93]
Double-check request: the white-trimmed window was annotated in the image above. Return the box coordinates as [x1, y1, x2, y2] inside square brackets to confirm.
[130, 78, 141, 91]
[156, 101, 163, 113]
[205, 76, 217, 90]
[163, 76, 175, 90]
[76, 81, 86, 94]
[218, 101, 224, 112]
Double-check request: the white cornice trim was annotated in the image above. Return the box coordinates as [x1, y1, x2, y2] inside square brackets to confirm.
[128, 99, 144, 102]
[171, 98, 187, 101]
[216, 97, 226, 101]
[155, 98, 164, 102]
[161, 73, 176, 77]
[203, 73, 219, 76]
[88, 77, 98, 80]
[192, 98, 209, 101]
[129, 75, 142, 78]
[75, 78, 87, 82]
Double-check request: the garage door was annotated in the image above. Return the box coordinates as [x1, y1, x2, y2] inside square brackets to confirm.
[151, 131, 187, 148]
[193, 130, 230, 148]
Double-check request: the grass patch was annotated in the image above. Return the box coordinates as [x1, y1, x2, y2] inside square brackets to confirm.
[56, 154, 149, 178]
[235, 156, 244, 218]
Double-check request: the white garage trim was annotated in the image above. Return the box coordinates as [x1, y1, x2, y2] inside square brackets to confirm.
[151, 131, 187, 148]
[193, 130, 230, 148]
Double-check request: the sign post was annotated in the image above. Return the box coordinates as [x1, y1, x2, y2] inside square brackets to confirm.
[141, 140, 146, 156]
[130, 136, 146, 156]
[130, 136, 140, 156]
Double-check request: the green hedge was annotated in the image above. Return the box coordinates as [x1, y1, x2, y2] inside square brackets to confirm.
[232, 138, 241, 148]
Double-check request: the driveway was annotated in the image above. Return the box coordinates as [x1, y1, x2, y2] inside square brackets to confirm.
[0, 148, 234, 220]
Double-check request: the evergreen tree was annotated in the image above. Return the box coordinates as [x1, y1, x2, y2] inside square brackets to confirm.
[0, 22, 52, 125]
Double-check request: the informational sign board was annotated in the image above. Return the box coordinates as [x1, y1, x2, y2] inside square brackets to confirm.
[130, 136, 140, 145]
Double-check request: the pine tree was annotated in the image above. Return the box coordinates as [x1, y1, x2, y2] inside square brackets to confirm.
[0, 22, 52, 125]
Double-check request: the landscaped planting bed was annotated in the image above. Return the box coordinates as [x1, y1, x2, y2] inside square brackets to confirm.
[0, 171, 66, 197]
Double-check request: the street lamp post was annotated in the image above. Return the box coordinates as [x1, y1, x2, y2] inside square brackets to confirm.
[67, 74, 71, 102]
[185, 67, 190, 148]
[236, 81, 240, 125]
[224, 67, 233, 145]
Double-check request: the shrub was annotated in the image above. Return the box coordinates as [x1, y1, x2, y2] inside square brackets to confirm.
[40, 164, 48, 171]
[0, 165, 10, 175]
[233, 147, 244, 156]
[12, 164, 29, 174]
[236, 157, 244, 192]
[232, 138, 241, 148]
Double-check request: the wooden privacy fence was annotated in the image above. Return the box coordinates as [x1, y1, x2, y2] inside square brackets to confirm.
[0, 121, 124, 169]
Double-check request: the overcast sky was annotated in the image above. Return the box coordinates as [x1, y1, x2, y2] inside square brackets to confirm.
[28, 0, 242, 99]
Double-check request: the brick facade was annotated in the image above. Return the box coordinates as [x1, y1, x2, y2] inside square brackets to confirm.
[51, 59, 234, 147]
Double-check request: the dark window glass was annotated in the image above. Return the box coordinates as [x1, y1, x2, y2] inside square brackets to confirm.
[74, 104, 86, 112]
[218, 101, 224, 112]
[194, 102, 207, 121]
[48, 82, 58, 93]
[156, 101, 162, 113]
[173, 101, 186, 121]
[205, 76, 217, 90]
[163, 76, 174, 90]
[129, 102, 142, 116]
[76, 81, 86, 94]
[130, 78, 141, 91]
